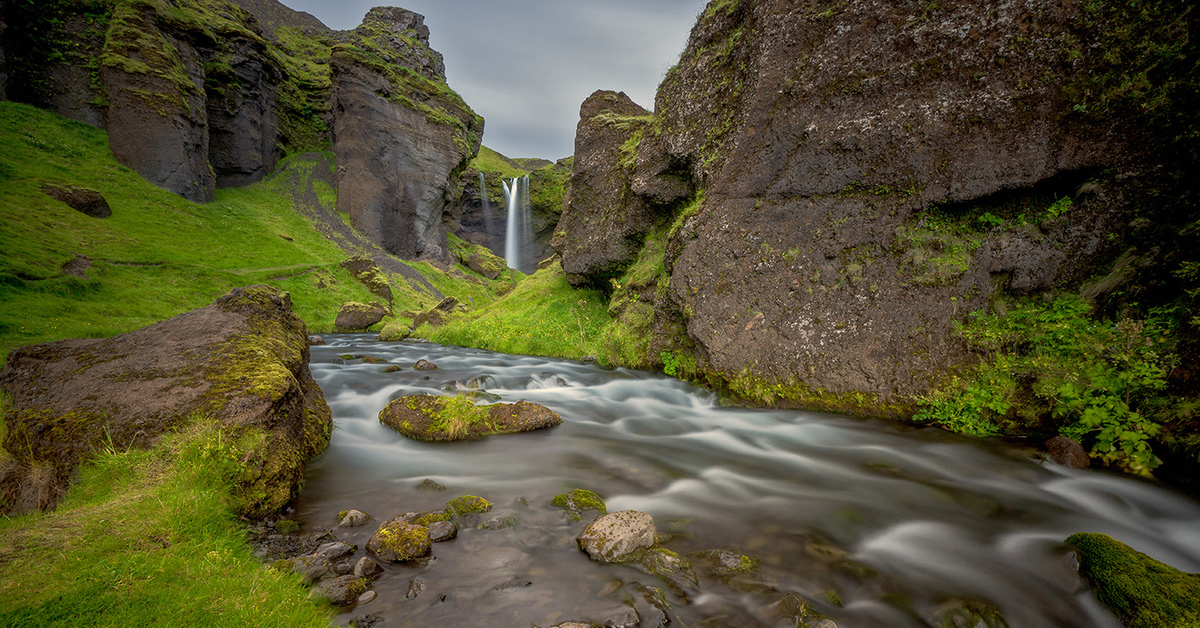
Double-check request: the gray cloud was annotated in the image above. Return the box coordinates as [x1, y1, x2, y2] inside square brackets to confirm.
[277, 0, 708, 159]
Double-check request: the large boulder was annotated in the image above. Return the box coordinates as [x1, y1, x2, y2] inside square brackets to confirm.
[334, 301, 388, 331]
[576, 510, 658, 563]
[41, 185, 111, 218]
[331, 8, 483, 262]
[379, 394, 562, 441]
[553, 91, 661, 287]
[0, 285, 332, 516]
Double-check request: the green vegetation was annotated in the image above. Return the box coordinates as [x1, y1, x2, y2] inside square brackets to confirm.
[470, 145, 530, 180]
[0, 418, 330, 626]
[418, 263, 611, 360]
[916, 296, 1172, 476]
[550, 489, 607, 520]
[0, 102, 508, 367]
[1068, 532, 1200, 628]
[445, 495, 492, 517]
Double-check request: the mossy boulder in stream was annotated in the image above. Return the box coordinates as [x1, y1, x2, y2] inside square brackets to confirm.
[0, 285, 332, 516]
[551, 488, 607, 521]
[577, 510, 658, 563]
[366, 519, 432, 563]
[1067, 532, 1200, 628]
[378, 394, 562, 441]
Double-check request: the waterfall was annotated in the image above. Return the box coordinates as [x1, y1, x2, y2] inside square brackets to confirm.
[503, 174, 531, 271]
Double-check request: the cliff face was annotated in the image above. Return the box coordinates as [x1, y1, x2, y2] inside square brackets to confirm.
[1, 0, 480, 260]
[331, 7, 482, 262]
[557, 0, 1181, 409]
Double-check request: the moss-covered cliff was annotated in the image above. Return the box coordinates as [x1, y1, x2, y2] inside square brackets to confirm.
[556, 0, 1200, 477]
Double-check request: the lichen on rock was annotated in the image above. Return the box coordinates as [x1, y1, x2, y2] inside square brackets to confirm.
[577, 510, 657, 563]
[378, 394, 562, 441]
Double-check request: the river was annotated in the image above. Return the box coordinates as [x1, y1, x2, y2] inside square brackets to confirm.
[293, 334, 1200, 627]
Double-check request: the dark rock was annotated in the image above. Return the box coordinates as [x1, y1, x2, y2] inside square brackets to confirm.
[577, 510, 657, 563]
[0, 286, 331, 516]
[413, 359, 439, 371]
[353, 556, 384, 579]
[311, 541, 355, 563]
[349, 613, 382, 628]
[382, 365, 404, 373]
[552, 91, 660, 287]
[416, 478, 447, 492]
[493, 577, 532, 591]
[1046, 435, 1091, 469]
[405, 577, 425, 600]
[378, 394, 562, 441]
[331, 7, 482, 261]
[307, 335, 327, 346]
[334, 302, 388, 331]
[366, 519, 431, 562]
[428, 520, 458, 542]
[480, 514, 517, 530]
[41, 185, 111, 218]
[205, 34, 281, 188]
[312, 574, 367, 606]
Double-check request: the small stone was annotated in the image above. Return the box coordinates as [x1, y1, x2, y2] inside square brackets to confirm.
[357, 590, 378, 604]
[382, 365, 403, 373]
[332, 559, 354, 575]
[428, 520, 458, 542]
[307, 335, 327, 345]
[353, 556, 384, 579]
[311, 574, 367, 606]
[577, 510, 657, 563]
[405, 577, 425, 599]
[481, 514, 517, 530]
[349, 613, 382, 628]
[493, 578, 533, 590]
[338, 509, 373, 527]
[311, 541, 355, 563]
[414, 358, 439, 370]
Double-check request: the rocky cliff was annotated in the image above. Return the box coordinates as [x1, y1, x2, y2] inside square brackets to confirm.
[556, 0, 1197, 413]
[1, 0, 480, 260]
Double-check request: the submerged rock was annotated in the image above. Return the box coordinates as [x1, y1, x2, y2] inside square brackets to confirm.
[378, 394, 562, 441]
[353, 556, 384, 579]
[550, 488, 607, 521]
[0, 285, 332, 516]
[1046, 436, 1090, 469]
[577, 510, 657, 563]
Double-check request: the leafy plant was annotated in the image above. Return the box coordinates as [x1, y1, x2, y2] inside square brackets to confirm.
[917, 296, 1173, 475]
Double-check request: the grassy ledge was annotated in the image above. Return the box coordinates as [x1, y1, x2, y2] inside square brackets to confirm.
[0, 418, 330, 626]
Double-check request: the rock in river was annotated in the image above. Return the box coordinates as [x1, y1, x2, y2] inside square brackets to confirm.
[577, 510, 658, 563]
[379, 394, 562, 441]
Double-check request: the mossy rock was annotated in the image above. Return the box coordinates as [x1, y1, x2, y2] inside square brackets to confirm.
[377, 394, 562, 441]
[1067, 532, 1200, 628]
[445, 495, 492, 517]
[366, 520, 431, 562]
[334, 301, 388, 331]
[550, 489, 607, 520]
[377, 320, 413, 341]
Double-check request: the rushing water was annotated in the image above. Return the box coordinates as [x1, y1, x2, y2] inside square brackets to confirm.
[294, 335, 1200, 628]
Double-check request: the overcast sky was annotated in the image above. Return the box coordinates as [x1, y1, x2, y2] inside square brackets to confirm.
[277, 0, 709, 160]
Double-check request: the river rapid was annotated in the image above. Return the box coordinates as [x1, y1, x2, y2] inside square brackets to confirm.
[293, 334, 1200, 628]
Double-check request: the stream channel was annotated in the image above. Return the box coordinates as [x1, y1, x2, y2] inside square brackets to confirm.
[294, 334, 1200, 628]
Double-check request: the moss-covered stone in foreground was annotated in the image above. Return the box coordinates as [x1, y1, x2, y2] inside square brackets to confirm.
[1068, 532, 1200, 628]
[378, 394, 562, 441]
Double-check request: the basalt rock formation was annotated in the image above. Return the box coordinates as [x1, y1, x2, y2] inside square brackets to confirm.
[556, 0, 1191, 412]
[1, 1, 480, 261]
[0, 285, 332, 517]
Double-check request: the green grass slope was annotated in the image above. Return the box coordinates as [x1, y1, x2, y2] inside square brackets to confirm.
[0, 102, 508, 366]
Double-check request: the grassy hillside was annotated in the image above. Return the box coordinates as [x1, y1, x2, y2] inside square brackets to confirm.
[0, 102, 509, 367]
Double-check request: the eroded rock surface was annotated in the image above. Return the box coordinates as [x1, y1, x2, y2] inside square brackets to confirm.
[0, 285, 332, 516]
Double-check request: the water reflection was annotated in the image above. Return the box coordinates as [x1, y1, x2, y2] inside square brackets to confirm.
[294, 335, 1200, 627]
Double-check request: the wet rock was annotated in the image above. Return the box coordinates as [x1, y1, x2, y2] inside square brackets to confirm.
[0, 285, 331, 516]
[358, 355, 387, 364]
[428, 520, 458, 542]
[312, 541, 355, 564]
[357, 589, 377, 605]
[382, 365, 403, 373]
[493, 577, 533, 591]
[931, 600, 1008, 628]
[378, 394, 562, 441]
[307, 335, 327, 346]
[416, 478, 448, 491]
[550, 488, 607, 521]
[405, 577, 425, 599]
[446, 495, 493, 516]
[1046, 435, 1091, 469]
[598, 604, 641, 628]
[311, 574, 367, 606]
[480, 514, 518, 530]
[349, 614, 382, 628]
[338, 509, 373, 527]
[638, 548, 698, 598]
[366, 520, 431, 562]
[413, 358, 439, 370]
[577, 510, 657, 563]
[353, 556, 384, 579]
[551, 623, 595, 628]
[1067, 532, 1200, 628]
[334, 301, 388, 331]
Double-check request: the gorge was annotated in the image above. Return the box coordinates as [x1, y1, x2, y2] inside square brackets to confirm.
[0, 0, 1198, 627]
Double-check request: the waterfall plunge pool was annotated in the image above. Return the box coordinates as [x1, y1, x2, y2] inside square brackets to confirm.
[292, 334, 1200, 627]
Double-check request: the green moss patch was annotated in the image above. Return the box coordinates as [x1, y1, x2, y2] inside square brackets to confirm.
[445, 495, 492, 517]
[1068, 532, 1200, 628]
[377, 394, 562, 441]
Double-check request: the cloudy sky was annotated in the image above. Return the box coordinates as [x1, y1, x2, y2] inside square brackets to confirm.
[277, 0, 710, 160]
